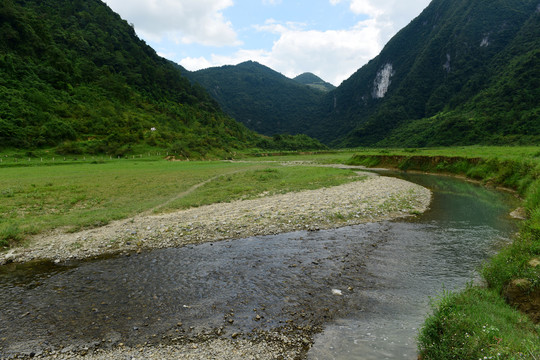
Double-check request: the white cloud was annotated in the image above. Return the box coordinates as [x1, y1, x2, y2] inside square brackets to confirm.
[179, 56, 215, 71]
[346, 0, 430, 38]
[115, 0, 431, 85]
[103, 0, 238, 46]
[181, 19, 386, 86]
[349, 0, 384, 17]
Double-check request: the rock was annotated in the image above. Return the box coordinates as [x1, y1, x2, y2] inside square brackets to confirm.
[504, 279, 540, 324]
[510, 207, 528, 220]
[529, 258, 540, 268]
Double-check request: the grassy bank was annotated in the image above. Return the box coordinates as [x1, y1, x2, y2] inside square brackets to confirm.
[346, 146, 540, 359]
[0, 158, 359, 248]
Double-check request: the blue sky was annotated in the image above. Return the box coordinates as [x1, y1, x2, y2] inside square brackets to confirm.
[103, 0, 432, 85]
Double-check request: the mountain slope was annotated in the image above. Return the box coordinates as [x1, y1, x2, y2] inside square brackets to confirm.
[186, 61, 326, 136]
[0, 0, 255, 156]
[319, 0, 540, 147]
[293, 73, 335, 92]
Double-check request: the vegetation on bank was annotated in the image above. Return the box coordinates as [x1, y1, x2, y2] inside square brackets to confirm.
[346, 147, 540, 359]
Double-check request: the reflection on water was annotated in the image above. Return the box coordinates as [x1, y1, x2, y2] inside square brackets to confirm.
[0, 174, 517, 358]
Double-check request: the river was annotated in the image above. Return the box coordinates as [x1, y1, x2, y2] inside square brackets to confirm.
[0, 173, 518, 358]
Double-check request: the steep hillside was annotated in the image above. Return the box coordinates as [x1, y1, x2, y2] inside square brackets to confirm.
[293, 73, 335, 92]
[320, 0, 540, 147]
[186, 61, 326, 136]
[0, 0, 255, 157]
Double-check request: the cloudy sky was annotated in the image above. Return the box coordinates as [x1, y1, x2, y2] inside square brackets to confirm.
[103, 0, 432, 86]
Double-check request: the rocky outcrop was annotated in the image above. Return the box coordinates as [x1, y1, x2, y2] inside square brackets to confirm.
[503, 259, 540, 324]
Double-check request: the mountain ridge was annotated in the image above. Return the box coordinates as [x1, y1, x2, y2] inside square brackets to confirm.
[0, 0, 283, 158]
[184, 61, 327, 136]
[325, 0, 540, 146]
[293, 73, 336, 92]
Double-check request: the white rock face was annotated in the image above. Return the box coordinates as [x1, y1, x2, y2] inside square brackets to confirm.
[372, 63, 394, 99]
[480, 36, 490, 47]
[443, 53, 451, 73]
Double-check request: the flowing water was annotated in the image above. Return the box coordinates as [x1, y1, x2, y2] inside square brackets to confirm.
[0, 173, 517, 358]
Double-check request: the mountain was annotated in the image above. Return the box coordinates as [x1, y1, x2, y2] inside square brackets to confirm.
[185, 61, 326, 136]
[317, 0, 540, 147]
[293, 73, 336, 92]
[0, 0, 256, 157]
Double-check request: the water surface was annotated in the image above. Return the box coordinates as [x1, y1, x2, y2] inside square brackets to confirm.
[0, 173, 517, 358]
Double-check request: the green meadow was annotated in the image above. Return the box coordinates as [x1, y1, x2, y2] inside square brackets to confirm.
[0, 155, 359, 247]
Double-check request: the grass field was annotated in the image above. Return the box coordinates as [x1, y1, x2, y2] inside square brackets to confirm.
[0, 156, 359, 247]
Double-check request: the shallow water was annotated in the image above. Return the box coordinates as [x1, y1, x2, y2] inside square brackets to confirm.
[0, 173, 517, 358]
[309, 173, 517, 359]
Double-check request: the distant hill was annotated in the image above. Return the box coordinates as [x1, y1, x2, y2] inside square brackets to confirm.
[293, 73, 335, 92]
[185, 61, 326, 136]
[0, 0, 256, 157]
[318, 0, 540, 147]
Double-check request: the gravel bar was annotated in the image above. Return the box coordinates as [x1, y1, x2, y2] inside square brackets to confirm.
[1, 175, 431, 265]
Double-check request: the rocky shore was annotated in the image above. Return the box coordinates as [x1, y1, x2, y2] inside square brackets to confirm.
[1, 175, 431, 266]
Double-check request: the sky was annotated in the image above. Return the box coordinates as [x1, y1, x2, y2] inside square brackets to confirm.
[103, 0, 432, 86]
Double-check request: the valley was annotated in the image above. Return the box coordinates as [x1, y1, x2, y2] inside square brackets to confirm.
[1, 0, 539, 358]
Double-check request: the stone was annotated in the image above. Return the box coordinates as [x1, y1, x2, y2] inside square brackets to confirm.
[529, 258, 540, 268]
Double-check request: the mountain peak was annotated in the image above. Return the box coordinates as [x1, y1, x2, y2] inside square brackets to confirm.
[293, 73, 336, 92]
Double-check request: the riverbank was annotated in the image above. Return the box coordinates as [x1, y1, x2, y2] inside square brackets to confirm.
[346, 152, 540, 359]
[0, 174, 430, 265]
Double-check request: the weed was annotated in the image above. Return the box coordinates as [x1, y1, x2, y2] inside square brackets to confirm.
[0, 224, 24, 247]
[1, 188, 15, 198]
[419, 286, 540, 360]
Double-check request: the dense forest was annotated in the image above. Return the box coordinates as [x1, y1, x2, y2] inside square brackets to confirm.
[177, 0, 539, 148]
[319, 0, 540, 147]
[292, 73, 335, 92]
[0, 0, 327, 156]
[184, 61, 327, 137]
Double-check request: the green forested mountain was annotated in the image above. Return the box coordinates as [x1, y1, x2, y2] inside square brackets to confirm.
[0, 0, 256, 157]
[293, 73, 336, 92]
[3, 0, 537, 153]
[185, 61, 327, 136]
[314, 0, 540, 147]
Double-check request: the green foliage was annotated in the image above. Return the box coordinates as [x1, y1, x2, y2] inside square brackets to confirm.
[292, 72, 336, 92]
[419, 287, 539, 360]
[255, 134, 328, 151]
[0, 0, 256, 155]
[185, 61, 327, 137]
[322, 0, 540, 147]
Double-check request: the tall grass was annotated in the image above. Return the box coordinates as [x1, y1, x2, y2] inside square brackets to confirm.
[419, 286, 539, 360]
